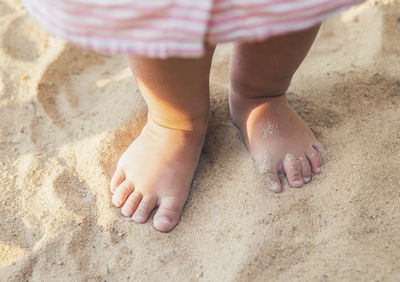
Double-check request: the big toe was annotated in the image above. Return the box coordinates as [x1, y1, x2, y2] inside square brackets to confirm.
[153, 197, 185, 232]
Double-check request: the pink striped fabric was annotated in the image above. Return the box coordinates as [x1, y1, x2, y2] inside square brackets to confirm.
[22, 0, 363, 58]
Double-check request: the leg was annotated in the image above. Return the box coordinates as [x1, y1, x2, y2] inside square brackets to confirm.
[229, 25, 325, 192]
[110, 44, 215, 232]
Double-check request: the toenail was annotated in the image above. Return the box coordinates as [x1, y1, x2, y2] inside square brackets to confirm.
[316, 167, 322, 173]
[156, 216, 171, 226]
[304, 177, 311, 183]
[270, 182, 281, 192]
[293, 180, 302, 187]
[132, 214, 143, 222]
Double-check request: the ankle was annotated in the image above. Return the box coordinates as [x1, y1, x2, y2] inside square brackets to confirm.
[229, 76, 290, 100]
[229, 89, 289, 128]
[230, 87, 287, 103]
[229, 88, 287, 113]
[147, 113, 208, 135]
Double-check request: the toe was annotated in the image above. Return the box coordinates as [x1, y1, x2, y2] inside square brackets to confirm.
[306, 147, 323, 174]
[132, 195, 157, 224]
[283, 154, 303, 188]
[121, 191, 143, 217]
[153, 196, 185, 232]
[312, 141, 326, 156]
[266, 166, 282, 193]
[112, 179, 134, 208]
[299, 155, 311, 184]
[110, 168, 125, 193]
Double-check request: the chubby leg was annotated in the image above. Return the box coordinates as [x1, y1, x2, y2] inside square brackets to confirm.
[229, 25, 325, 192]
[111, 44, 215, 232]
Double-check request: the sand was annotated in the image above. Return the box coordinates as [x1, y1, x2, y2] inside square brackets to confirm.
[1, 0, 400, 281]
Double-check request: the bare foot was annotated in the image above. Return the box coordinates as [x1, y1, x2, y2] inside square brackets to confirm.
[229, 91, 325, 192]
[110, 116, 206, 232]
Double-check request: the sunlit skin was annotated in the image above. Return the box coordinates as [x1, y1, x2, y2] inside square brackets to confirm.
[110, 45, 214, 232]
[229, 93, 324, 192]
[110, 25, 325, 232]
[229, 24, 324, 191]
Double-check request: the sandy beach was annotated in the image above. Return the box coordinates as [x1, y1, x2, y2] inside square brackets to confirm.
[1, 0, 400, 281]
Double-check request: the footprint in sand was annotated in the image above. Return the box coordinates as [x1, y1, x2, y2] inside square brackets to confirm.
[36, 46, 107, 127]
[0, 71, 5, 100]
[0, 207, 42, 281]
[35, 45, 140, 129]
[53, 168, 97, 218]
[0, 1, 14, 18]
[31, 44, 145, 155]
[3, 16, 45, 61]
[52, 167, 114, 276]
[0, 67, 14, 101]
[0, 207, 42, 251]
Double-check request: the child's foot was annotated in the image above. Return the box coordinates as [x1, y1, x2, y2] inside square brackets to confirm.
[229, 91, 325, 192]
[110, 116, 206, 232]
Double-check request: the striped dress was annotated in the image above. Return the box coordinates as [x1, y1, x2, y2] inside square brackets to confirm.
[22, 0, 363, 58]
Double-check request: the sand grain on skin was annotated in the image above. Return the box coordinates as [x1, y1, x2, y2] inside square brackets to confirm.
[262, 122, 280, 139]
